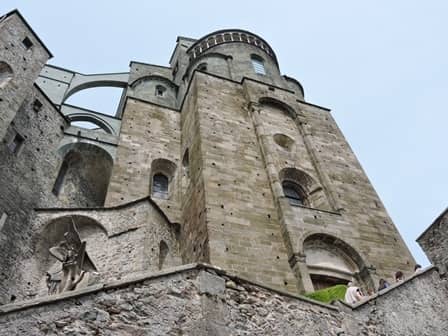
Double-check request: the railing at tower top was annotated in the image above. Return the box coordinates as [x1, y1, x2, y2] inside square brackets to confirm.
[187, 30, 278, 66]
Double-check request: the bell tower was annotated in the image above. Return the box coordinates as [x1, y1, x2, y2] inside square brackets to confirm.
[105, 29, 415, 293]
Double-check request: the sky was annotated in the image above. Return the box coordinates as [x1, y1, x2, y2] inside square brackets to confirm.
[2, 1, 447, 266]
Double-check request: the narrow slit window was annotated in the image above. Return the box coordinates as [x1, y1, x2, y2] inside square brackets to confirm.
[159, 240, 169, 269]
[182, 149, 190, 178]
[52, 161, 68, 196]
[251, 55, 266, 75]
[8, 133, 24, 154]
[0, 212, 8, 231]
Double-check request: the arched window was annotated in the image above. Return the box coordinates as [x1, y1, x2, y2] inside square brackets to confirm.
[197, 63, 207, 72]
[0, 61, 13, 88]
[159, 240, 169, 270]
[152, 173, 169, 198]
[155, 85, 166, 97]
[251, 55, 266, 75]
[282, 181, 305, 206]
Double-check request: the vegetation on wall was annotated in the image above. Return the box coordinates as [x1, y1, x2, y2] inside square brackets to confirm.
[304, 284, 347, 304]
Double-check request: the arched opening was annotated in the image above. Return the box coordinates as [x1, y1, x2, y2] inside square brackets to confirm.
[36, 215, 108, 295]
[68, 114, 114, 134]
[259, 97, 296, 120]
[129, 75, 178, 107]
[159, 240, 169, 270]
[152, 173, 169, 198]
[303, 233, 373, 291]
[282, 181, 306, 206]
[150, 158, 177, 199]
[279, 167, 330, 210]
[64, 87, 124, 117]
[0, 61, 13, 88]
[197, 62, 207, 72]
[54, 143, 114, 207]
[70, 121, 106, 132]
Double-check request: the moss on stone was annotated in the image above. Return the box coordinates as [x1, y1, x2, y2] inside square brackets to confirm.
[304, 284, 347, 304]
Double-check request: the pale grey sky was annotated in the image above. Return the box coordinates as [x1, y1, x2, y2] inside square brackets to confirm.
[2, 1, 447, 266]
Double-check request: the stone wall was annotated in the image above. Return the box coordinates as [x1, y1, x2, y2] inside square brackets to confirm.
[0, 11, 51, 139]
[11, 198, 181, 301]
[0, 264, 445, 335]
[105, 98, 181, 223]
[193, 73, 298, 292]
[341, 267, 448, 335]
[0, 86, 67, 304]
[240, 77, 415, 289]
[179, 78, 209, 263]
[418, 208, 448, 275]
[0, 265, 342, 335]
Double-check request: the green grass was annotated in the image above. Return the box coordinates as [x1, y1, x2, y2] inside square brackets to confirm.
[304, 284, 348, 304]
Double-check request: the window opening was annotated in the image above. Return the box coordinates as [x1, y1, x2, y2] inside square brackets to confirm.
[8, 133, 24, 154]
[251, 55, 266, 75]
[197, 63, 207, 72]
[282, 181, 305, 206]
[182, 149, 190, 178]
[32, 99, 43, 112]
[0, 61, 13, 88]
[172, 62, 179, 77]
[155, 85, 166, 97]
[52, 161, 69, 196]
[0, 212, 8, 231]
[22, 37, 33, 49]
[159, 240, 169, 269]
[152, 173, 169, 198]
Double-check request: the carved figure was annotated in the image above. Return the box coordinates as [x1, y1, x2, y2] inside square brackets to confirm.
[47, 217, 97, 294]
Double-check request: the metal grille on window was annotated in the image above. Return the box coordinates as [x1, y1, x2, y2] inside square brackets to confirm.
[251, 56, 266, 75]
[283, 181, 304, 206]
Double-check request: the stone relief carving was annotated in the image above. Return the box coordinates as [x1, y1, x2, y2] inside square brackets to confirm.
[46, 218, 97, 295]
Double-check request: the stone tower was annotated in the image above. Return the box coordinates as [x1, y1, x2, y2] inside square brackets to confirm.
[0, 10, 415, 304]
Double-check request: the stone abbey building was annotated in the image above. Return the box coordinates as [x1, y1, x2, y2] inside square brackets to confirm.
[0, 9, 447, 335]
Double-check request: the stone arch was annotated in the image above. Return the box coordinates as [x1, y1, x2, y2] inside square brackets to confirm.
[130, 74, 177, 89]
[62, 73, 128, 103]
[0, 61, 13, 88]
[279, 167, 325, 208]
[283, 75, 305, 99]
[67, 112, 115, 134]
[53, 143, 114, 207]
[301, 232, 374, 290]
[259, 97, 297, 120]
[35, 215, 108, 294]
[186, 52, 231, 79]
[129, 75, 177, 106]
[150, 158, 177, 199]
[197, 62, 208, 72]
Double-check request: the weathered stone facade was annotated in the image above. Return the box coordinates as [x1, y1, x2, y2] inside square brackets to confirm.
[0, 264, 446, 335]
[418, 208, 448, 275]
[1, 8, 447, 335]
